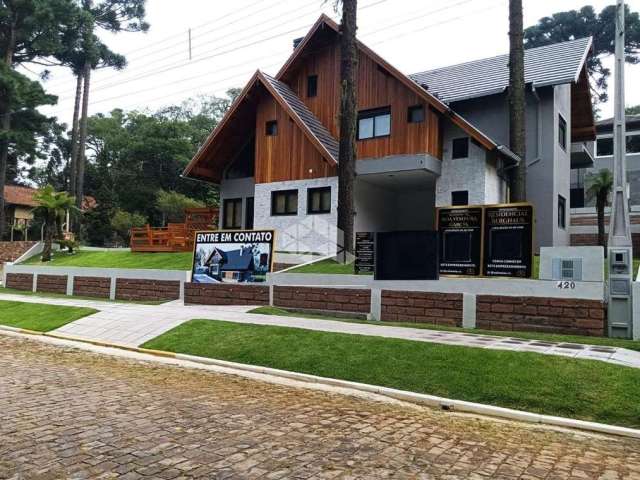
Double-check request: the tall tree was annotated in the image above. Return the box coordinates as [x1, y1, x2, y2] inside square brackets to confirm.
[508, 0, 526, 201]
[586, 169, 613, 250]
[524, 4, 640, 104]
[0, 0, 79, 237]
[336, 0, 358, 258]
[70, 0, 148, 230]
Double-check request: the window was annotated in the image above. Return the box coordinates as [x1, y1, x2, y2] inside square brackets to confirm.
[307, 187, 331, 214]
[223, 198, 242, 229]
[307, 75, 318, 98]
[558, 114, 567, 150]
[357, 107, 391, 140]
[407, 105, 425, 123]
[265, 120, 278, 136]
[570, 187, 585, 208]
[558, 195, 566, 229]
[271, 189, 298, 216]
[451, 190, 469, 206]
[451, 137, 469, 159]
[596, 137, 613, 156]
[627, 133, 640, 154]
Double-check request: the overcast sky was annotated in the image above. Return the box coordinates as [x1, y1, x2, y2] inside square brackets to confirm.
[29, 0, 640, 125]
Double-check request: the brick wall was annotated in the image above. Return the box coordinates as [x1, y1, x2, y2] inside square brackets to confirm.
[571, 233, 640, 252]
[115, 279, 180, 302]
[5, 273, 33, 291]
[184, 283, 269, 306]
[0, 241, 37, 264]
[73, 276, 111, 298]
[36, 274, 67, 294]
[380, 291, 463, 326]
[273, 286, 371, 313]
[476, 295, 606, 336]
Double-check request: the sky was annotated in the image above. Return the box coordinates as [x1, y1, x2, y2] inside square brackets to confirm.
[27, 0, 640, 125]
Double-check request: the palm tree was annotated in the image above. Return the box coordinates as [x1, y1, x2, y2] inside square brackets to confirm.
[585, 169, 613, 250]
[33, 185, 77, 262]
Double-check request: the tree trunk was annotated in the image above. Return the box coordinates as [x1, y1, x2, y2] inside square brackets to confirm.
[75, 61, 92, 234]
[42, 212, 55, 262]
[597, 193, 607, 250]
[508, 0, 526, 201]
[337, 0, 358, 259]
[0, 16, 17, 239]
[69, 73, 83, 198]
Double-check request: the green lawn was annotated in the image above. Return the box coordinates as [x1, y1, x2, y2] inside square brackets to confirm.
[0, 299, 97, 332]
[143, 319, 640, 428]
[23, 250, 193, 270]
[250, 306, 640, 352]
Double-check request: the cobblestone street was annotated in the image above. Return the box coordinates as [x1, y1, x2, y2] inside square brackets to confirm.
[1, 335, 640, 479]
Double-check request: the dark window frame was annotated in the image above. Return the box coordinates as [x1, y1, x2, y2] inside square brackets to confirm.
[265, 120, 278, 136]
[307, 74, 318, 98]
[451, 190, 469, 206]
[271, 189, 298, 216]
[223, 198, 243, 229]
[407, 105, 425, 123]
[558, 195, 566, 229]
[627, 133, 640, 154]
[357, 106, 391, 140]
[451, 137, 469, 159]
[307, 186, 331, 214]
[596, 137, 614, 157]
[558, 114, 567, 151]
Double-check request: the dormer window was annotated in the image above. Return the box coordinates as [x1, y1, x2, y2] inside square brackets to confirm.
[307, 75, 318, 98]
[357, 107, 391, 140]
[266, 120, 278, 136]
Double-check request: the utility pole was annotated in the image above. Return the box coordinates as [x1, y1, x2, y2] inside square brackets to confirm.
[607, 0, 635, 339]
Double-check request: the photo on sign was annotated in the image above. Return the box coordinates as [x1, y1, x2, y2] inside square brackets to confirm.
[191, 230, 274, 283]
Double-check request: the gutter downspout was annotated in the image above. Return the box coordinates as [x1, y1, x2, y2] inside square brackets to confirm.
[528, 84, 543, 168]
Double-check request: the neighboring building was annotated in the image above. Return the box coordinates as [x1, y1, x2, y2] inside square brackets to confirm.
[184, 15, 595, 253]
[570, 115, 640, 249]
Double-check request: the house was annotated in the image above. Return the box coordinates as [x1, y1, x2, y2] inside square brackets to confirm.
[204, 246, 256, 282]
[570, 115, 640, 249]
[184, 15, 595, 253]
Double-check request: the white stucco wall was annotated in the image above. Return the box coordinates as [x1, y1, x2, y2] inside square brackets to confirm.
[253, 177, 338, 254]
[553, 83, 572, 247]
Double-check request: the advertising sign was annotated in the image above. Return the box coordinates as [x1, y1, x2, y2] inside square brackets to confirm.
[355, 232, 375, 275]
[375, 230, 439, 280]
[482, 204, 533, 278]
[191, 230, 275, 283]
[436, 207, 483, 276]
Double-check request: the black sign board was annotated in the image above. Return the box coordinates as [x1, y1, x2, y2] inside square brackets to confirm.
[437, 207, 483, 276]
[482, 204, 533, 278]
[375, 231, 439, 280]
[355, 232, 375, 275]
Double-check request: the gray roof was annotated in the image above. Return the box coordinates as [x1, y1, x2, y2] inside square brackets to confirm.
[409, 37, 592, 104]
[261, 72, 339, 161]
[596, 115, 640, 126]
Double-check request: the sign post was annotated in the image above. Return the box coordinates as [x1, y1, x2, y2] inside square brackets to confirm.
[355, 232, 375, 275]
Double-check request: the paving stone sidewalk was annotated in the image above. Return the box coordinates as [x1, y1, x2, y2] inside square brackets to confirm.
[2, 334, 640, 479]
[1, 292, 639, 368]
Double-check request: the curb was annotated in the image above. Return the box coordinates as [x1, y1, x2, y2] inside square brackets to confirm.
[2, 325, 639, 440]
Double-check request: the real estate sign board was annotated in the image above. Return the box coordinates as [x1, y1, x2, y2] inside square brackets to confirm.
[191, 230, 275, 283]
[436, 207, 483, 276]
[355, 232, 375, 275]
[482, 204, 533, 278]
[375, 230, 439, 280]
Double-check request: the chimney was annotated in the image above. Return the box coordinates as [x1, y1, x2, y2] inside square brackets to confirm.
[293, 37, 304, 49]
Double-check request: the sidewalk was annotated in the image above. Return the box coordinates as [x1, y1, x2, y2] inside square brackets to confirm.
[1, 292, 639, 369]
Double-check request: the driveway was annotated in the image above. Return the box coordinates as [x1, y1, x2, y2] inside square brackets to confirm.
[1, 334, 640, 479]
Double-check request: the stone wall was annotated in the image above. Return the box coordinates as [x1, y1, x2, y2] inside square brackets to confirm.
[273, 286, 371, 314]
[184, 283, 269, 306]
[115, 279, 180, 302]
[73, 276, 111, 298]
[380, 291, 463, 326]
[36, 274, 67, 294]
[5, 273, 33, 291]
[476, 295, 606, 336]
[0, 241, 37, 264]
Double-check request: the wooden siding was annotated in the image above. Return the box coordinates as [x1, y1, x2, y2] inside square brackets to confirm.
[284, 42, 441, 160]
[255, 94, 336, 183]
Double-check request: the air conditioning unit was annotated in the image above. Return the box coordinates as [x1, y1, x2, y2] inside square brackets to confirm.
[551, 258, 583, 281]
